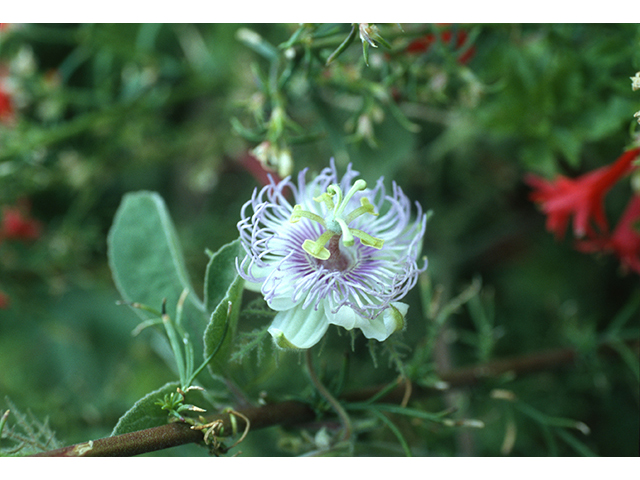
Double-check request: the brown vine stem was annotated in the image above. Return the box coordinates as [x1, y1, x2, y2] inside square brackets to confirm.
[31, 339, 638, 457]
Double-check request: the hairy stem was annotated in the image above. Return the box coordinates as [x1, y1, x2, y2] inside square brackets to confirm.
[31, 401, 314, 457]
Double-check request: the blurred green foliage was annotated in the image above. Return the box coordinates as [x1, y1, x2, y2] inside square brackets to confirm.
[0, 24, 638, 456]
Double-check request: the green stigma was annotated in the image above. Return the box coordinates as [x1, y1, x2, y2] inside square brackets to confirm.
[290, 179, 384, 260]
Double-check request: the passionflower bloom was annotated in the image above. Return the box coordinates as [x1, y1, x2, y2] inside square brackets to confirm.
[526, 148, 640, 239]
[237, 160, 428, 349]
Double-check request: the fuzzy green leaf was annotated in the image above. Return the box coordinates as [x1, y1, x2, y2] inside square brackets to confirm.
[107, 191, 208, 365]
[110, 381, 211, 436]
[111, 381, 179, 435]
[108, 191, 205, 319]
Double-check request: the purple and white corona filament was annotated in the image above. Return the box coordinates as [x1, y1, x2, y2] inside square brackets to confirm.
[237, 160, 428, 349]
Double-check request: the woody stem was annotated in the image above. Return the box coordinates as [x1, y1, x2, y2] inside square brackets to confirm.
[31, 339, 638, 457]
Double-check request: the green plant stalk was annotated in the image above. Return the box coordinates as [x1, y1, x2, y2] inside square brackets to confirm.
[346, 402, 451, 423]
[305, 348, 353, 443]
[369, 408, 412, 457]
[555, 429, 597, 457]
[161, 304, 188, 389]
[325, 24, 357, 65]
[514, 402, 590, 434]
[0, 410, 9, 439]
[184, 307, 230, 388]
[304, 24, 435, 53]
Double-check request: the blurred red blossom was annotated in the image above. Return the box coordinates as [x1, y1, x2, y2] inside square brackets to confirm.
[1, 204, 42, 242]
[238, 150, 282, 186]
[0, 82, 14, 124]
[405, 27, 476, 64]
[575, 194, 640, 274]
[0, 290, 9, 309]
[0, 201, 42, 311]
[525, 148, 640, 239]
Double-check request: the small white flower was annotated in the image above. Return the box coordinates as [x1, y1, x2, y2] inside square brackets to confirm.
[237, 160, 428, 349]
[631, 72, 640, 91]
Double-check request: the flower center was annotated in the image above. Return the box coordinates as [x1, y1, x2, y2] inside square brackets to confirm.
[290, 179, 384, 263]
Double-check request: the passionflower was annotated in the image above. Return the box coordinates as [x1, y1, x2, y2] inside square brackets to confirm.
[237, 160, 428, 349]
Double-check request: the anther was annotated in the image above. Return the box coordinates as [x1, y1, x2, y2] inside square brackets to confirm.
[289, 178, 384, 261]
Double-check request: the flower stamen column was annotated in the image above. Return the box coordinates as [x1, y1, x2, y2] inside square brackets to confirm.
[290, 179, 383, 267]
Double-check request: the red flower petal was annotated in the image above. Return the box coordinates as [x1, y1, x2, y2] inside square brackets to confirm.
[1, 205, 42, 241]
[0, 290, 9, 309]
[526, 148, 640, 239]
[405, 28, 475, 64]
[576, 195, 640, 274]
[0, 85, 14, 124]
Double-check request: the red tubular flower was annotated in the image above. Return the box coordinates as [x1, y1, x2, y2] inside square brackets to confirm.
[1, 205, 42, 241]
[0, 290, 9, 309]
[525, 148, 640, 239]
[575, 195, 640, 274]
[406, 27, 476, 64]
[0, 290, 10, 309]
[0, 83, 14, 124]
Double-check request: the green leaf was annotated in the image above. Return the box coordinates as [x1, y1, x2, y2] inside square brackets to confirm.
[204, 238, 243, 315]
[555, 429, 598, 457]
[203, 277, 244, 379]
[202, 240, 244, 378]
[107, 191, 208, 364]
[108, 191, 205, 318]
[111, 381, 179, 435]
[550, 127, 582, 168]
[325, 24, 357, 65]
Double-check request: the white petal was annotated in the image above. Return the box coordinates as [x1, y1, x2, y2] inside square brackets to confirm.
[268, 303, 329, 349]
[264, 276, 303, 311]
[324, 302, 408, 342]
[243, 280, 263, 293]
[325, 303, 358, 330]
[241, 256, 303, 310]
[357, 302, 409, 342]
